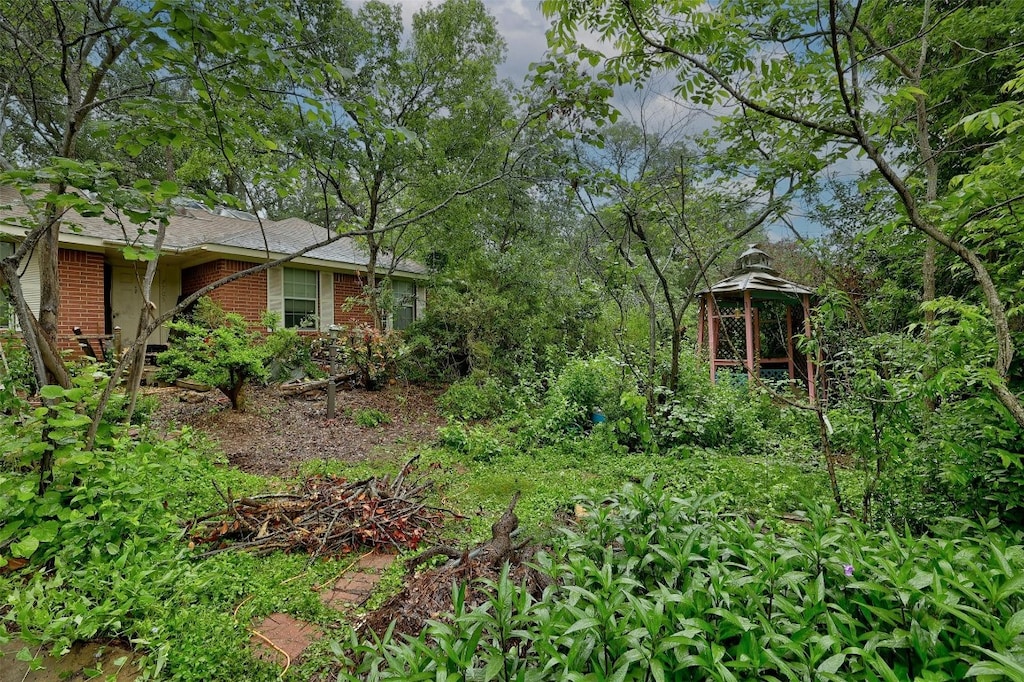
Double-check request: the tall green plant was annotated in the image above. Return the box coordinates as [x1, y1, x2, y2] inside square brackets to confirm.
[339, 481, 1024, 680]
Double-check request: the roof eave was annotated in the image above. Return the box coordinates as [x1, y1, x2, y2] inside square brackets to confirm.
[190, 243, 429, 278]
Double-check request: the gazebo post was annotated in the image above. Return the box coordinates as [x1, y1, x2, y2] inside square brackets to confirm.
[803, 293, 816, 401]
[786, 305, 795, 383]
[708, 295, 718, 384]
[743, 290, 755, 382]
[696, 296, 706, 356]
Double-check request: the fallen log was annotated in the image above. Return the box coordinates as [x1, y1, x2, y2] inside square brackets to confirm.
[361, 492, 553, 639]
[279, 371, 361, 396]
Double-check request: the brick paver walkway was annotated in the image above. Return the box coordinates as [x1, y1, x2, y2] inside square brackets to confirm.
[250, 551, 396, 668]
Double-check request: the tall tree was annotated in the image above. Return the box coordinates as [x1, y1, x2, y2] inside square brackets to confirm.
[0, 0, 344, 489]
[542, 0, 1024, 427]
[291, 0, 525, 328]
[568, 111, 789, 393]
[0, 0, 308, 388]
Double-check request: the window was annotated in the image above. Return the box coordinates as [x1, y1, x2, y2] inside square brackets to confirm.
[0, 242, 12, 328]
[283, 268, 318, 328]
[392, 280, 416, 331]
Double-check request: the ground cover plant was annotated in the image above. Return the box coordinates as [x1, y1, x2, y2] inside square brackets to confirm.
[339, 482, 1024, 681]
[0, 371, 392, 680]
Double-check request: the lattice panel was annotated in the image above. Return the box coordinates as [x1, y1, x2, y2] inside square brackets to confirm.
[716, 311, 747, 360]
[760, 368, 791, 382]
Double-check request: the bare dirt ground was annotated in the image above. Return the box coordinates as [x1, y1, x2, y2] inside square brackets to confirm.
[148, 382, 446, 477]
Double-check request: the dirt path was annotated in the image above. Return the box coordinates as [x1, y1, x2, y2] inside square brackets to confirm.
[148, 383, 446, 477]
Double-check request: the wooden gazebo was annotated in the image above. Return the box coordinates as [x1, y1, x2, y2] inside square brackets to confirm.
[695, 245, 816, 398]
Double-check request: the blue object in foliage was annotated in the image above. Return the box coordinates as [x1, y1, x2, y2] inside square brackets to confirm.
[591, 407, 607, 424]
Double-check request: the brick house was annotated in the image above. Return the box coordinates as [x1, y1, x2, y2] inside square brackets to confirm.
[0, 188, 426, 352]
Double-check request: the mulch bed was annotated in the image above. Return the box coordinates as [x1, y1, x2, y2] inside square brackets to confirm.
[148, 383, 446, 476]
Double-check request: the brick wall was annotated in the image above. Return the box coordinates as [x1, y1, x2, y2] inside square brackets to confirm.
[182, 259, 267, 325]
[58, 248, 105, 352]
[334, 273, 375, 326]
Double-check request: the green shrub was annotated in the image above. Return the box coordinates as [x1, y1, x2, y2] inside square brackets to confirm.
[438, 373, 509, 421]
[339, 481, 1024, 680]
[526, 355, 633, 441]
[655, 383, 773, 455]
[436, 423, 511, 462]
[353, 408, 391, 428]
[611, 390, 655, 452]
[0, 333, 37, 394]
[651, 352, 804, 457]
[156, 298, 268, 409]
[867, 390, 1024, 531]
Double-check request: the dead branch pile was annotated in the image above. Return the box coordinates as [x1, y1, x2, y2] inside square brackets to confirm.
[187, 458, 458, 558]
[360, 492, 553, 639]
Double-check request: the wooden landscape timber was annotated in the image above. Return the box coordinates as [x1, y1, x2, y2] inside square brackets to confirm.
[278, 371, 363, 397]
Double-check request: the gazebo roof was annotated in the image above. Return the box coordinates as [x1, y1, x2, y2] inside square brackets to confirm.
[697, 244, 814, 297]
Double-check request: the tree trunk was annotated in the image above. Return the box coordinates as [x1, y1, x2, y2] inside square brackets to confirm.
[913, 0, 939, 413]
[36, 222, 61, 347]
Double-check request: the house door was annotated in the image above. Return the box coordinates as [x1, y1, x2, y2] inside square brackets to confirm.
[107, 266, 175, 346]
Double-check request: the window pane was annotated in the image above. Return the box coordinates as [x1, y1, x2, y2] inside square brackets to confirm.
[392, 280, 415, 330]
[283, 268, 317, 300]
[283, 268, 318, 328]
[284, 298, 317, 328]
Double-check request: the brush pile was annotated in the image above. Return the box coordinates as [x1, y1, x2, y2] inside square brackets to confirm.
[187, 457, 458, 558]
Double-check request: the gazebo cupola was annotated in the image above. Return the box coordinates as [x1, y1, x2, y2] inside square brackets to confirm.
[695, 245, 817, 398]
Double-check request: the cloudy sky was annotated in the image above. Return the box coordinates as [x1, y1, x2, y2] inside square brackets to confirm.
[480, 0, 552, 83]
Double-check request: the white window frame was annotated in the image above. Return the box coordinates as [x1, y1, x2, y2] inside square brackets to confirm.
[391, 280, 417, 331]
[283, 267, 319, 329]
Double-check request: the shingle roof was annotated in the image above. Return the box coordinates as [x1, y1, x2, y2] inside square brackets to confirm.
[0, 185, 425, 275]
[699, 270, 815, 297]
[696, 244, 814, 297]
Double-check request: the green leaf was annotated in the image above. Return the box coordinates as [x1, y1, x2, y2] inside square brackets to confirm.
[29, 521, 59, 543]
[563, 617, 600, 634]
[39, 385, 65, 400]
[157, 180, 179, 195]
[11, 535, 40, 558]
[0, 520, 24, 544]
[1006, 610, 1024, 637]
[817, 653, 846, 674]
[69, 451, 95, 466]
[967, 647, 1024, 681]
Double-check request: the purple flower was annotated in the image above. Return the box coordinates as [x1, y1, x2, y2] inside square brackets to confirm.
[843, 564, 855, 577]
